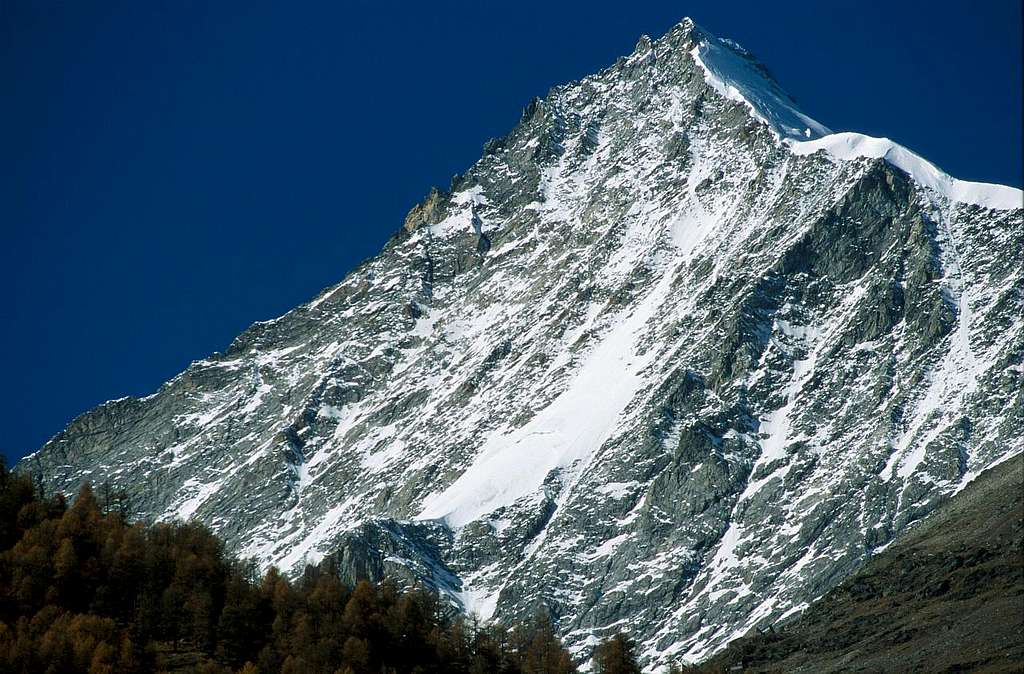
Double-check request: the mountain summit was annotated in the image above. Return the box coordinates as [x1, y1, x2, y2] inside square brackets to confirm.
[21, 18, 1023, 668]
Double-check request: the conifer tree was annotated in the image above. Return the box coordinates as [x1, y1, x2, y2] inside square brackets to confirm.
[0, 473, 586, 674]
[593, 633, 642, 674]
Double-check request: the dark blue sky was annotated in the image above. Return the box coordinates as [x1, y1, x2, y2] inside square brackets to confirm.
[2, 1, 1021, 463]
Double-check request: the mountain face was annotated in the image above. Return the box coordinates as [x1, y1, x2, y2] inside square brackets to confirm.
[698, 453, 1023, 673]
[21, 18, 1023, 669]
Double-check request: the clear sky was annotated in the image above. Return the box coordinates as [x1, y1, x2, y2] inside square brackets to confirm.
[2, 1, 1021, 463]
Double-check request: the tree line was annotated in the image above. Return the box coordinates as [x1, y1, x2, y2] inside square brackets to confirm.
[0, 458, 654, 673]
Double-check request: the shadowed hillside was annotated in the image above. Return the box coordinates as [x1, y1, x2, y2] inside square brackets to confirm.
[693, 454, 1024, 673]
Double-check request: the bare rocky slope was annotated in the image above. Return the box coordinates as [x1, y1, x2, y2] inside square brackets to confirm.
[20, 18, 1023, 670]
[697, 453, 1023, 673]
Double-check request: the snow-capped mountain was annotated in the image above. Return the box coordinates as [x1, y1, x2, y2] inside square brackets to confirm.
[21, 18, 1023, 669]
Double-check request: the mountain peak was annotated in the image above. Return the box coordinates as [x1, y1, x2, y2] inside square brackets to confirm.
[675, 22, 831, 141]
[20, 15, 1023, 671]
[645, 19, 1021, 209]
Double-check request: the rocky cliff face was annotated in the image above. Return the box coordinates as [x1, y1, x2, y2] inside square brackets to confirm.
[697, 453, 1023, 673]
[21, 18, 1023, 670]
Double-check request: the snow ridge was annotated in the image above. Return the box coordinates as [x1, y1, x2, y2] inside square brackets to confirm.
[789, 133, 1023, 210]
[688, 22, 1021, 210]
[689, 26, 831, 142]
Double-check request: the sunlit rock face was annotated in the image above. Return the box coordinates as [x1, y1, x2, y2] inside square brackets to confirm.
[22, 18, 1022, 670]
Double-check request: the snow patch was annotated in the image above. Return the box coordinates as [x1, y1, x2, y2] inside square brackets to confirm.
[417, 233, 689, 527]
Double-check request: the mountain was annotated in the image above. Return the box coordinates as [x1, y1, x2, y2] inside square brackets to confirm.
[20, 18, 1023, 669]
[696, 453, 1023, 673]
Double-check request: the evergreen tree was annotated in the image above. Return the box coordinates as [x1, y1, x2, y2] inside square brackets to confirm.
[593, 633, 642, 674]
[0, 472, 584, 673]
[517, 612, 577, 674]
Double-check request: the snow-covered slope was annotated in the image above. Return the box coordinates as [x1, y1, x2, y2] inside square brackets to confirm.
[21, 18, 1023, 670]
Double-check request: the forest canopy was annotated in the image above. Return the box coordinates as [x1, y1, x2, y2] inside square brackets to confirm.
[0, 458, 651, 674]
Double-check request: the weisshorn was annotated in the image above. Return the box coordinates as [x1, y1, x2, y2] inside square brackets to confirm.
[21, 18, 1023, 670]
